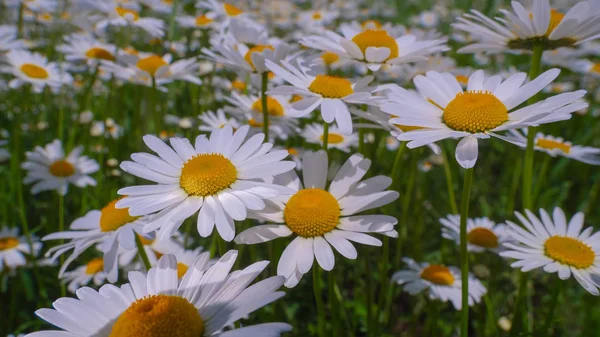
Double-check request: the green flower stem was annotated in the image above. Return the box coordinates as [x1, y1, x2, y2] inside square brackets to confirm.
[390, 141, 407, 188]
[441, 148, 459, 214]
[328, 271, 339, 337]
[313, 267, 325, 337]
[460, 168, 475, 337]
[135, 234, 152, 271]
[322, 122, 329, 151]
[261, 72, 269, 141]
[151, 77, 160, 134]
[541, 278, 562, 334]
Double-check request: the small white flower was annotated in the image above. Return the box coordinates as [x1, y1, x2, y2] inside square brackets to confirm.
[0, 226, 41, 272]
[440, 215, 512, 253]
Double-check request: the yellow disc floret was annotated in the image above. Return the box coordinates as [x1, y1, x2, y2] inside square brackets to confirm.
[49, 160, 76, 177]
[420, 264, 455, 285]
[85, 258, 104, 275]
[195, 15, 213, 26]
[85, 47, 115, 61]
[251, 97, 285, 117]
[308, 75, 353, 98]
[546, 9, 565, 36]
[351, 29, 399, 61]
[100, 199, 140, 232]
[109, 295, 204, 337]
[20, 63, 49, 79]
[320, 133, 344, 144]
[536, 138, 571, 154]
[115, 7, 139, 21]
[443, 91, 508, 133]
[544, 236, 595, 269]
[0, 237, 19, 251]
[136, 55, 167, 76]
[177, 263, 188, 278]
[179, 154, 238, 197]
[244, 45, 274, 70]
[321, 52, 340, 66]
[284, 188, 340, 237]
[224, 3, 243, 16]
[467, 227, 499, 248]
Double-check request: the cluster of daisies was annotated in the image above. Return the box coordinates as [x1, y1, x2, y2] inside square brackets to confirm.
[2, 0, 600, 335]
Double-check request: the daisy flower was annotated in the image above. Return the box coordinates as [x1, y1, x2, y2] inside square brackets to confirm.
[198, 109, 241, 133]
[27, 252, 292, 337]
[391, 257, 487, 309]
[380, 69, 587, 168]
[224, 92, 296, 120]
[119, 232, 185, 269]
[116, 126, 296, 242]
[454, 0, 600, 53]
[57, 34, 118, 66]
[89, 0, 165, 37]
[235, 150, 399, 287]
[43, 198, 148, 282]
[303, 123, 358, 153]
[5, 0, 57, 12]
[501, 208, 600, 295]
[61, 257, 108, 293]
[21, 139, 99, 195]
[300, 26, 448, 72]
[0, 139, 10, 162]
[265, 59, 376, 135]
[197, 0, 246, 22]
[0, 25, 27, 52]
[177, 13, 218, 30]
[0, 227, 41, 272]
[296, 9, 339, 32]
[0, 50, 68, 91]
[440, 215, 512, 253]
[507, 129, 600, 165]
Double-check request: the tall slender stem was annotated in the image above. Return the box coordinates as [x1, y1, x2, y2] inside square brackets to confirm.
[328, 271, 339, 337]
[322, 122, 329, 150]
[135, 235, 152, 270]
[260, 72, 269, 141]
[460, 168, 474, 337]
[313, 266, 325, 337]
[390, 141, 407, 188]
[151, 77, 159, 134]
[541, 278, 562, 334]
[442, 148, 459, 214]
[513, 43, 544, 336]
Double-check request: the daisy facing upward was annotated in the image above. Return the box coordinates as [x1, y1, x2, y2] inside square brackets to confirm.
[235, 150, 399, 287]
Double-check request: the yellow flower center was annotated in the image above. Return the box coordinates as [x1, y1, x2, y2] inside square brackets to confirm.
[0, 237, 19, 251]
[251, 97, 284, 117]
[467, 227, 498, 248]
[283, 188, 340, 238]
[179, 154, 238, 197]
[85, 47, 115, 61]
[243, 45, 274, 70]
[312, 11, 322, 20]
[443, 91, 508, 133]
[456, 75, 469, 85]
[536, 138, 571, 154]
[100, 199, 140, 232]
[247, 118, 263, 128]
[115, 7, 139, 21]
[287, 148, 299, 156]
[136, 55, 167, 76]
[109, 295, 204, 337]
[420, 264, 455, 285]
[231, 79, 246, 91]
[351, 29, 399, 61]
[85, 258, 104, 275]
[49, 160, 76, 177]
[177, 263, 188, 278]
[546, 9, 565, 36]
[319, 132, 345, 144]
[224, 3, 243, 16]
[20, 63, 49, 79]
[361, 20, 382, 30]
[290, 95, 303, 103]
[137, 234, 154, 245]
[321, 52, 340, 66]
[195, 14, 213, 26]
[544, 236, 595, 269]
[308, 75, 353, 98]
[592, 63, 600, 74]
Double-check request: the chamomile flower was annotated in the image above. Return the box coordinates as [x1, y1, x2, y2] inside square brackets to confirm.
[57, 34, 118, 66]
[27, 252, 292, 337]
[116, 126, 296, 242]
[102, 53, 203, 87]
[454, 0, 600, 53]
[507, 130, 600, 165]
[381, 69, 587, 168]
[21, 140, 99, 195]
[0, 50, 68, 91]
[265, 59, 376, 135]
[235, 151, 399, 287]
[197, 0, 246, 22]
[0, 25, 27, 52]
[297, 9, 339, 32]
[43, 199, 148, 282]
[501, 208, 600, 295]
[392, 257, 487, 309]
[303, 123, 358, 152]
[440, 215, 512, 253]
[177, 13, 218, 30]
[61, 257, 108, 293]
[198, 109, 241, 132]
[89, 0, 165, 37]
[0, 140, 10, 162]
[224, 92, 296, 120]
[0, 227, 41, 272]
[118, 232, 185, 270]
[300, 26, 448, 71]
